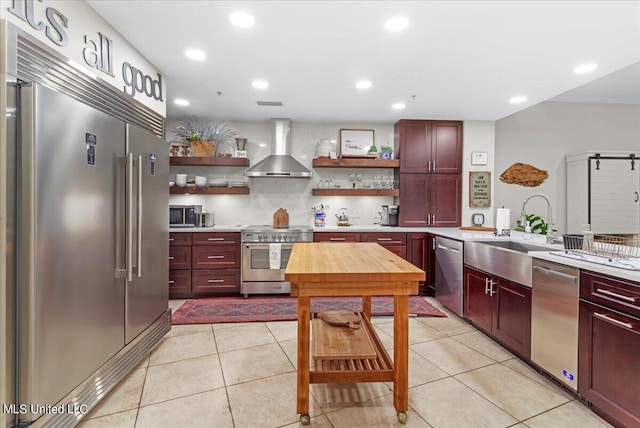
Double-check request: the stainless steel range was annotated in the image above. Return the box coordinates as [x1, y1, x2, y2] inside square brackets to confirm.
[241, 225, 314, 297]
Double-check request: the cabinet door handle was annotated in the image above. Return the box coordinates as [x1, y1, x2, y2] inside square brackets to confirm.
[485, 278, 490, 295]
[207, 279, 225, 283]
[489, 279, 496, 296]
[432, 239, 436, 250]
[168, 256, 175, 260]
[378, 238, 393, 241]
[432, 215, 436, 225]
[207, 255, 224, 259]
[596, 288, 636, 303]
[635, 191, 639, 202]
[594, 312, 633, 330]
[169, 238, 175, 241]
[207, 237, 225, 241]
[168, 280, 175, 284]
[329, 237, 346, 241]
[432, 161, 436, 171]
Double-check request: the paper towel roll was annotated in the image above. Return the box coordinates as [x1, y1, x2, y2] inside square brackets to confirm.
[496, 208, 511, 232]
[269, 243, 281, 270]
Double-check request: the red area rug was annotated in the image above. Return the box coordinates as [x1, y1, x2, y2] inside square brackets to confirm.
[171, 295, 446, 325]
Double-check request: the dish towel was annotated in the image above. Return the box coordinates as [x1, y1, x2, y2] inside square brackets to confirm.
[269, 243, 281, 270]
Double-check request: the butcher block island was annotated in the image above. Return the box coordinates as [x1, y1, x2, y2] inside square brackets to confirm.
[285, 242, 425, 425]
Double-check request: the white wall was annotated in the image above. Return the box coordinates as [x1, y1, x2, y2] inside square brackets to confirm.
[462, 121, 496, 227]
[168, 120, 398, 226]
[495, 101, 640, 233]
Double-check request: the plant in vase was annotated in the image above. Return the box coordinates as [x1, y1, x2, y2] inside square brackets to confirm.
[380, 145, 393, 159]
[174, 117, 236, 157]
[368, 142, 378, 157]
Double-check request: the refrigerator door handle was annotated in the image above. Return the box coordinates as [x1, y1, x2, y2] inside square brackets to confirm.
[126, 152, 134, 282]
[137, 154, 143, 278]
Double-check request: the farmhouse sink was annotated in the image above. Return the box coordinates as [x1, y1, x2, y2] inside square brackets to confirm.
[472, 240, 552, 254]
[464, 240, 554, 287]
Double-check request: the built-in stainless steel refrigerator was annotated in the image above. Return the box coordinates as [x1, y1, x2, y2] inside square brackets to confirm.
[6, 80, 170, 426]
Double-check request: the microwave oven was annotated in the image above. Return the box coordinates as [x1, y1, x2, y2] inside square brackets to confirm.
[169, 205, 201, 228]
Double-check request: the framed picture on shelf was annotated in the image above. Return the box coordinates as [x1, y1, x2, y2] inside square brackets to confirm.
[339, 129, 376, 158]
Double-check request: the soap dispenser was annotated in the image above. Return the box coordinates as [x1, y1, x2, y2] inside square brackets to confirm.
[524, 221, 532, 240]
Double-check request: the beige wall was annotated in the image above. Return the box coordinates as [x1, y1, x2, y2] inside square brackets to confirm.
[495, 101, 640, 233]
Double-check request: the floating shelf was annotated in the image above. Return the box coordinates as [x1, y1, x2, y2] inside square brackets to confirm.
[170, 157, 249, 167]
[312, 158, 399, 168]
[312, 188, 399, 197]
[170, 186, 250, 195]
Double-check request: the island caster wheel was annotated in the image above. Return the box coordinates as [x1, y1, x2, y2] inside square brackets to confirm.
[397, 411, 407, 424]
[300, 414, 311, 425]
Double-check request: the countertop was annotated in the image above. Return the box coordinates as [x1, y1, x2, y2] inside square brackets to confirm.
[170, 225, 640, 282]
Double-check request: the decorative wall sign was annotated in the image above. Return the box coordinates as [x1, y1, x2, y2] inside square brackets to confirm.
[471, 151, 488, 165]
[339, 129, 375, 157]
[499, 163, 548, 187]
[469, 171, 491, 208]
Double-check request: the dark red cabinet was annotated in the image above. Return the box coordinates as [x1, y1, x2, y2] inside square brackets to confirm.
[407, 233, 435, 295]
[578, 271, 640, 428]
[169, 231, 241, 298]
[399, 174, 461, 227]
[395, 119, 462, 228]
[464, 266, 532, 358]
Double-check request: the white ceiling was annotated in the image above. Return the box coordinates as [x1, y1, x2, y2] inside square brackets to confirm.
[87, 1, 640, 123]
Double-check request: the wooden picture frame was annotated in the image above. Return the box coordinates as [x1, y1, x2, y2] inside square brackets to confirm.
[339, 129, 376, 158]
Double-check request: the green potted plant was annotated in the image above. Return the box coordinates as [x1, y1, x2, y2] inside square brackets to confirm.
[174, 117, 236, 157]
[380, 145, 393, 159]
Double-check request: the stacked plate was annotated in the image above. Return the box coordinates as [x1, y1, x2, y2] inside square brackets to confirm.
[229, 180, 248, 187]
[209, 179, 228, 187]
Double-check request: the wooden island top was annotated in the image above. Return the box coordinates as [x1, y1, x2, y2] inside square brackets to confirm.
[285, 242, 426, 425]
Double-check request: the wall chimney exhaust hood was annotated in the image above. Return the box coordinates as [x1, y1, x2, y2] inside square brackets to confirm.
[245, 119, 312, 178]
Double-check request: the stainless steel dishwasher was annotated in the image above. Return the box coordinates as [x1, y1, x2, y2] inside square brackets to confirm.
[531, 259, 580, 391]
[435, 236, 464, 316]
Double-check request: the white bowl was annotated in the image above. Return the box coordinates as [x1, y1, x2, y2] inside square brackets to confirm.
[175, 179, 187, 187]
[175, 174, 188, 180]
[169, 181, 175, 187]
[195, 176, 207, 187]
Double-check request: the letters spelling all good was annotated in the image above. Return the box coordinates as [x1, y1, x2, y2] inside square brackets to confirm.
[8, 0, 164, 102]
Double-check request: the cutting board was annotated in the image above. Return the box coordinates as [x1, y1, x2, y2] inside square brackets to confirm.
[459, 226, 497, 232]
[273, 208, 289, 229]
[312, 318, 376, 360]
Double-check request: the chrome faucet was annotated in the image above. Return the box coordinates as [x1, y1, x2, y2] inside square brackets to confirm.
[521, 193, 557, 244]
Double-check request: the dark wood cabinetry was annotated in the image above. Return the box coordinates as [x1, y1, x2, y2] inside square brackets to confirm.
[464, 266, 532, 358]
[313, 232, 361, 242]
[406, 233, 435, 295]
[579, 271, 640, 428]
[396, 120, 462, 174]
[395, 119, 462, 227]
[361, 232, 406, 258]
[169, 231, 241, 298]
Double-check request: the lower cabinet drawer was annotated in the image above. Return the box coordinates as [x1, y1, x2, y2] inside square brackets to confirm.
[169, 246, 191, 269]
[169, 270, 191, 295]
[192, 246, 239, 269]
[381, 245, 406, 259]
[192, 270, 240, 294]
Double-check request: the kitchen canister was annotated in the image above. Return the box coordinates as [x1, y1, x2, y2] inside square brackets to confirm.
[314, 212, 326, 227]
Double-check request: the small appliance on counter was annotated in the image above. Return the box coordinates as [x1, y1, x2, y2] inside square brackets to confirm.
[196, 212, 215, 228]
[381, 205, 399, 226]
[335, 208, 350, 226]
[170, 205, 201, 228]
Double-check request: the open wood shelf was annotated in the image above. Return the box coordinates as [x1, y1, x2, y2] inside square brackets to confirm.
[170, 157, 249, 166]
[309, 312, 394, 384]
[312, 158, 399, 168]
[170, 186, 249, 195]
[312, 188, 399, 197]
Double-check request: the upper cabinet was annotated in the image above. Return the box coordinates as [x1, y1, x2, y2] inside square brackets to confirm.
[395, 120, 462, 174]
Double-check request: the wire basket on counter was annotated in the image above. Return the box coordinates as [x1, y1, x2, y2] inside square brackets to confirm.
[562, 234, 640, 259]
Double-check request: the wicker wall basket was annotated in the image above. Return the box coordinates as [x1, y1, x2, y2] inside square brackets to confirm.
[189, 140, 217, 157]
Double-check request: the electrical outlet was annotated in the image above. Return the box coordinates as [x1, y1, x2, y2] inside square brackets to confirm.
[352, 208, 360, 219]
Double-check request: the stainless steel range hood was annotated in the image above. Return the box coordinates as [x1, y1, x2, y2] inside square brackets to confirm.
[245, 119, 312, 178]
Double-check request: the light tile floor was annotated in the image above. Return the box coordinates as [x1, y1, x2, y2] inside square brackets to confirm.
[78, 297, 612, 428]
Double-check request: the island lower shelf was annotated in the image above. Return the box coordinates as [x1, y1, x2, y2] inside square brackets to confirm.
[309, 312, 394, 384]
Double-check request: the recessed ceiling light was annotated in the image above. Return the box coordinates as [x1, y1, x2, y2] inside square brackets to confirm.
[230, 12, 255, 28]
[174, 99, 189, 106]
[185, 49, 206, 61]
[385, 17, 409, 32]
[510, 95, 527, 104]
[356, 80, 372, 89]
[574, 63, 598, 74]
[392, 102, 406, 110]
[252, 80, 269, 89]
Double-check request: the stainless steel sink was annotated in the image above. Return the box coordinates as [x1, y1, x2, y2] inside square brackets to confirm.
[473, 240, 552, 253]
[464, 240, 553, 287]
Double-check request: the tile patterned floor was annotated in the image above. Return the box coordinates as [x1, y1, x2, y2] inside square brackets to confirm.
[77, 297, 612, 428]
